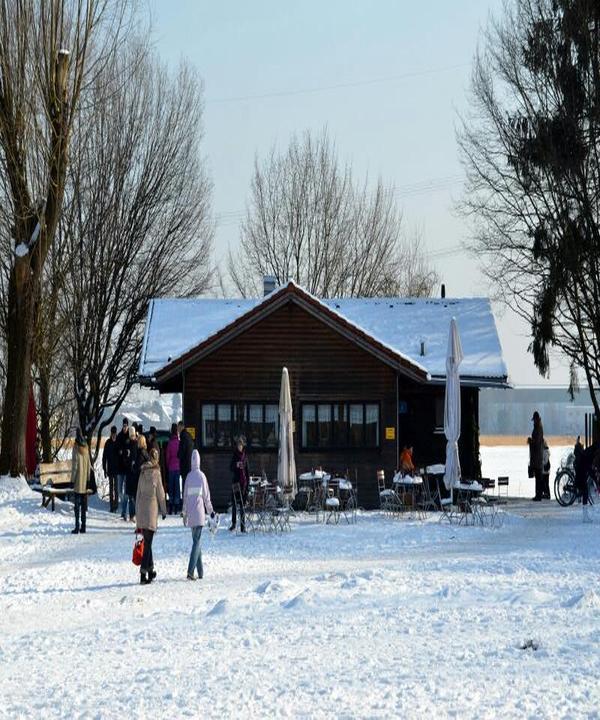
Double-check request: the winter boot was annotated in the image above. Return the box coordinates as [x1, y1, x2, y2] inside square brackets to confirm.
[140, 571, 149, 585]
[148, 568, 157, 583]
[71, 527, 79, 534]
[583, 505, 593, 523]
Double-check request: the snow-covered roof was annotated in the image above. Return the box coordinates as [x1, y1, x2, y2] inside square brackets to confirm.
[325, 297, 507, 381]
[139, 284, 507, 384]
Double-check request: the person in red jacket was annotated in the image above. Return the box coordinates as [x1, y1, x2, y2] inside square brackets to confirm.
[165, 423, 181, 514]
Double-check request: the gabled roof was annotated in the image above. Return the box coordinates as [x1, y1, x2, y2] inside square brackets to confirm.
[139, 281, 508, 387]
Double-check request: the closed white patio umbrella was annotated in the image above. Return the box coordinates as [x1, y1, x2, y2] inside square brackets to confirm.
[277, 367, 297, 499]
[443, 317, 464, 499]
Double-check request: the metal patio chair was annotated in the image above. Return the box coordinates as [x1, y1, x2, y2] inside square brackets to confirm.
[435, 474, 455, 524]
[497, 476, 509, 504]
[417, 471, 438, 513]
[339, 477, 357, 524]
[377, 469, 401, 515]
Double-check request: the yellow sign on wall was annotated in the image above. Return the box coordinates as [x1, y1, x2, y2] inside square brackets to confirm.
[385, 427, 396, 441]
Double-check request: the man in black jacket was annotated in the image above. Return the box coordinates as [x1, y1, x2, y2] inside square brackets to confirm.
[102, 425, 119, 512]
[116, 418, 130, 519]
[177, 421, 194, 493]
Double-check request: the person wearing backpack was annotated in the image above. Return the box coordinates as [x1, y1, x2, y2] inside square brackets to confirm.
[182, 449, 215, 581]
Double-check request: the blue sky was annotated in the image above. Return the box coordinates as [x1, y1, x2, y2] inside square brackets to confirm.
[148, 0, 571, 387]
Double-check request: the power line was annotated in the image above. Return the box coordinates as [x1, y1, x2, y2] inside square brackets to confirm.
[207, 62, 470, 104]
[214, 173, 465, 229]
[425, 244, 464, 259]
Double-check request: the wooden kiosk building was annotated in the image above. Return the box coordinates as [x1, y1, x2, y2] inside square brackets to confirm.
[139, 281, 508, 509]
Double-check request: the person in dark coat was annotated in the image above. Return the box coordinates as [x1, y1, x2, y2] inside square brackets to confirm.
[116, 418, 130, 517]
[177, 421, 194, 494]
[122, 427, 139, 521]
[102, 425, 119, 512]
[165, 423, 181, 514]
[529, 410, 544, 501]
[147, 426, 159, 454]
[229, 437, 249, 532]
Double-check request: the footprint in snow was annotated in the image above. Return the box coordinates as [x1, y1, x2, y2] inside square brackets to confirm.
[314, 572, 347, 583]
[562, 590, 600, 610]
[357, 569, 374, 580]
[255, 579, 289, 595]
[207, 599, 228, 616]
[281, 591, 308, 610]
[341, 576, 369, 590]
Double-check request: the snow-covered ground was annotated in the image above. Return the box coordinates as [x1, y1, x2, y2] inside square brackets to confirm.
[1, 446, 599, 719]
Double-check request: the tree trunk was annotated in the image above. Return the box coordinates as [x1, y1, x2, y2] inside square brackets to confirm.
[0, 257, 37, 476]
[38, 368, 53, 463]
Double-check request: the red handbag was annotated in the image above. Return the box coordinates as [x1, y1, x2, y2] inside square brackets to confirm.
[132, 534, 144, 566]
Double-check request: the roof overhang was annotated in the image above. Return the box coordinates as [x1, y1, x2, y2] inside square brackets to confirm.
[428, 375, 512, 389]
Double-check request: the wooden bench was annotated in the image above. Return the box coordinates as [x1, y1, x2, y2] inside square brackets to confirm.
[32, 461, 73, 511]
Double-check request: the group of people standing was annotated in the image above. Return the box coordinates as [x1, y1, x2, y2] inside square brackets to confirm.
[102, 418, 194, 522]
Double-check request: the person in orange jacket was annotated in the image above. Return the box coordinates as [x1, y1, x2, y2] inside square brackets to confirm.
[399, 446, 415, 476]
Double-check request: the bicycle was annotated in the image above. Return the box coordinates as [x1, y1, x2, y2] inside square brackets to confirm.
[553, 449, 600, 506]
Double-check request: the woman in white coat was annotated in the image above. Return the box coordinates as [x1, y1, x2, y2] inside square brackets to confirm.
[183, 450, 214, 581]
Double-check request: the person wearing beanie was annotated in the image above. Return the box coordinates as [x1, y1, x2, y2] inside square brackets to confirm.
[135, 448, 167, 585]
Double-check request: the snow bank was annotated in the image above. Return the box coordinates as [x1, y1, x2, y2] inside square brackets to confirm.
[0, 475, 31, 503]
[1, 450, 599, 718]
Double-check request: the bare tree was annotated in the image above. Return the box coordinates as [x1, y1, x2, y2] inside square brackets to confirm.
[60, 45, 214, 460]
[229, 130, 438, 298]
[32, 243, 74, 461]
[458, 0, 600, 415]
[0, 0, 131, 475]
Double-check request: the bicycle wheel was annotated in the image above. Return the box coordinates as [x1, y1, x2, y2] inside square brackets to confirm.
[587, 475, 596, 506]
[554, 469, 577, 506]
